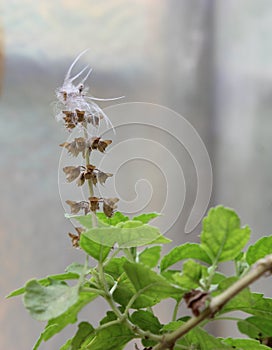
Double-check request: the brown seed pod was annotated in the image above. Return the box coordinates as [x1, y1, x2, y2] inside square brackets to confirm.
[184, 289, 210, 316]
[89, 196, 101, 212]
[84, 164, 96, 179]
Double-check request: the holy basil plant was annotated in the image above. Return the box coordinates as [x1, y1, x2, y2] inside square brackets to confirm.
[8, 51, 272, 350]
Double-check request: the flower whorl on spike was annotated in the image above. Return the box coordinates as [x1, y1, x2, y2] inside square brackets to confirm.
[55, 49, 122, 132]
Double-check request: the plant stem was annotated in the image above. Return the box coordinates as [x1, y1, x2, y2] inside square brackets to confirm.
[83, 127, 97, 226]
[152, 254, 272, 350]
[172, 300, 182, 322]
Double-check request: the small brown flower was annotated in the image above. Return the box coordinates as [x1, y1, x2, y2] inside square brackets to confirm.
[103, 197, 119, 217]
[90, 172, 98, 186]
[98, 139, 112, 153]
[75, 109, 85, 123]
[88, 137, 112, 152]
[76, 172, 86, 186]
[68, 227, 84, 248]
[60, 137, 86, 157]
[66, 200, 90, 215]
[62, 111, 77, 129]
[97, 171, 113, 185]
[184, 290, 210, 316]
[89, 137, 101, 150]
[63, 166, 82, 182]
[85, 113, 100, 127]
[89, 196, 101, 212]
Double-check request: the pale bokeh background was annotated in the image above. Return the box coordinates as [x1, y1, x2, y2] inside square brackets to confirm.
[1, 1, 272, 349]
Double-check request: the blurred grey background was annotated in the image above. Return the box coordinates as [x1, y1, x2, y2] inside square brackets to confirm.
[1, 0, 272, 349]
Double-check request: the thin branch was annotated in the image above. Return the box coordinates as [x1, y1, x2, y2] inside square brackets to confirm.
[153, 254, 272, 350]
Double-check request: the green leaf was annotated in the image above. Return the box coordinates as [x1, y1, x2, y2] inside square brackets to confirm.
[82, 221, 162, 248]
[200, 206, 251, 263]
[149, 235, 171, 244]
[131, 310, 162, 347]
[123, 261, 182, 302]
[184, 327, 233, 349]
[238, 316, 272, 339]
[246, 236, 272, 265]
[132, 212, 160, 224]
[104, 257, 127, 280]
[7, 272, 80, 298]
[214, 277, 253, 314]
[80, 322, 133, 350]
[240, 293, 272, 321]
[215, 281, 272, 322]
[97, 211, 129, 226]
[71, 322, 94, 350]
[70, 213, 108, 229]
[139, 246, 162, 268]
[160, 243, 211, 272]
[80, 234, 111, 261]
[172, 259, 207, 290]
[65, 263, 88, 275]
[223, 338, 271, 349]
[23, 280, 79, 321]
[161, 320, 184, 332]
[113, 276, 158, 309]
[131, 310, 162, 333]
[33, 291, 97, 349]
[59, 338, 72, 350]
[161, 323, 232, 349]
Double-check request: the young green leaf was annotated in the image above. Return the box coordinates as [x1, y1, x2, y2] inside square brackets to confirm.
[172, 259, 207, 290]
[160, 243, 211, 272]
[238, 316, 272, 340]
[23, 280, 79, 321]
[138, 246, 162, 268]
[200, 206, 250, 263]
[246, 236, 272, 265]
[132, 212, 160, 224]
[32, 291, 97, 349]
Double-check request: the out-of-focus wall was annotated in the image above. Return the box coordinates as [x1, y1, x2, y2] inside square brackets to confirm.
[1, 0, 272, 348]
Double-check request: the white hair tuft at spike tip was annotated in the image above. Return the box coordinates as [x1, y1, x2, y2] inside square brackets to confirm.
[55, 49, 124, 133]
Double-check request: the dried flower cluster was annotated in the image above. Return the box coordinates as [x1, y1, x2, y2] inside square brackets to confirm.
[55, 50, 119, 247]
